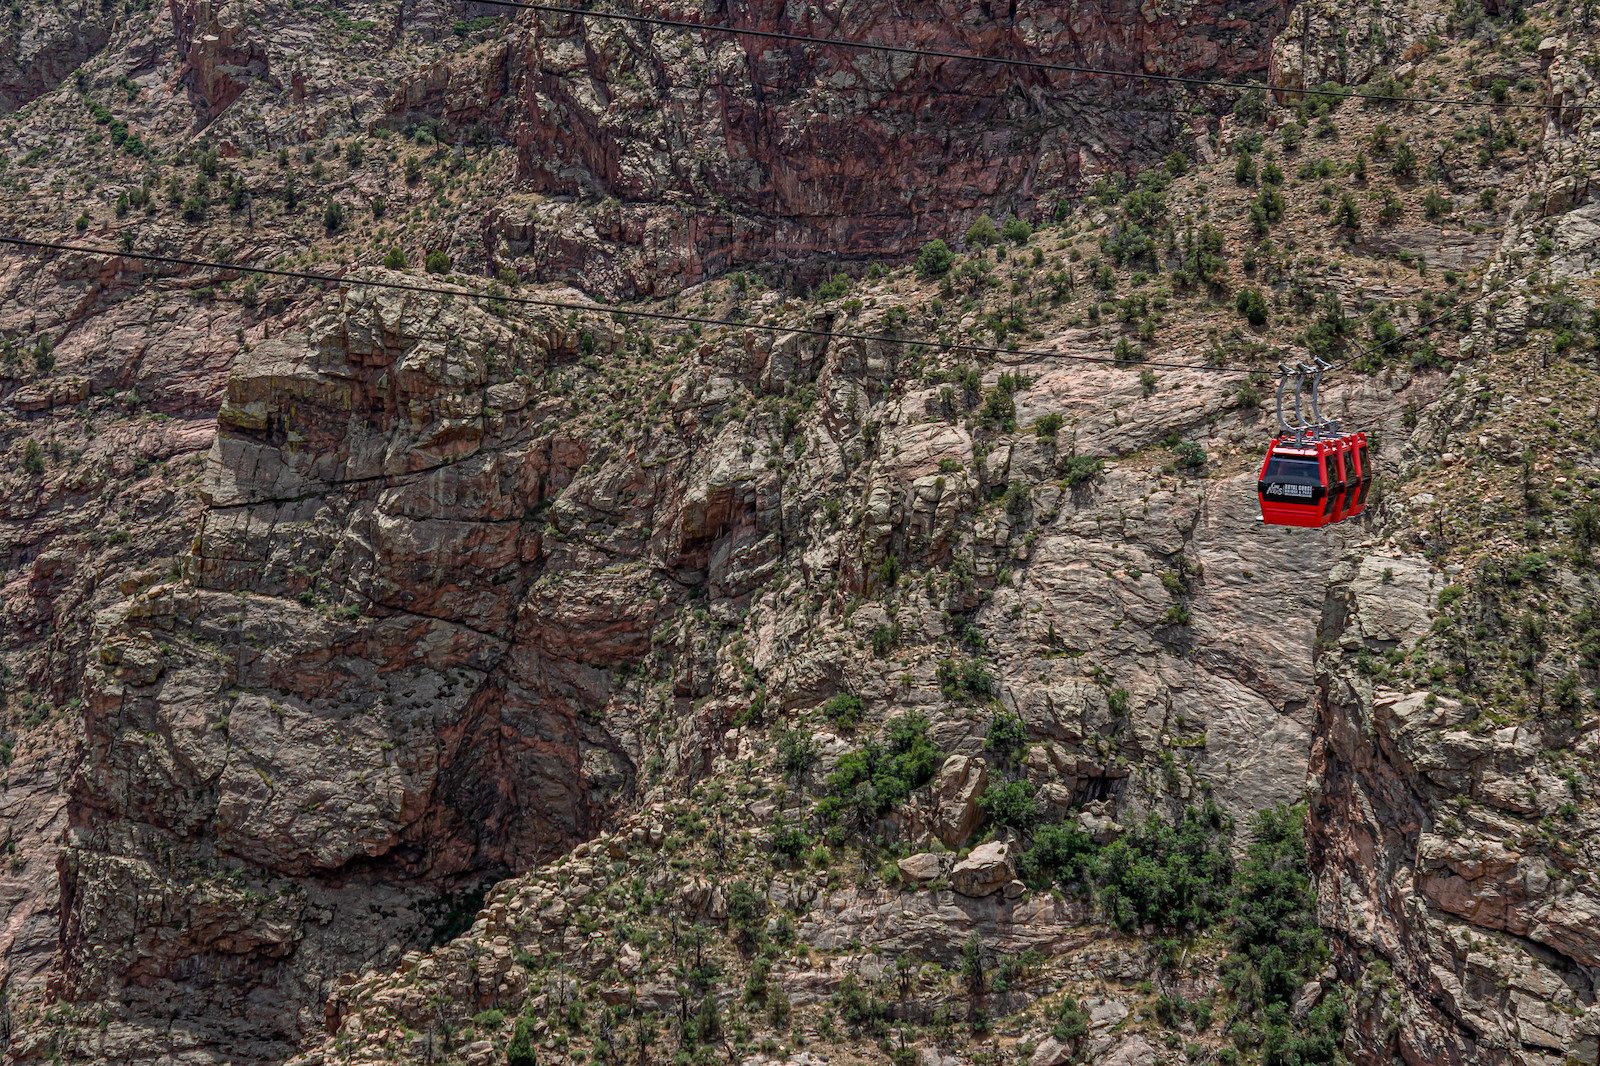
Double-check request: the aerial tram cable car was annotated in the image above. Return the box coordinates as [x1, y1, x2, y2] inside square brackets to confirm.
[1257, 359, 1371, 528]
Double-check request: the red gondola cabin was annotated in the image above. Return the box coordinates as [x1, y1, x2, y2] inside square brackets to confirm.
[1258, 438, 1339, 528]
[1344, 432, 1372, 518]
[1259, 361, 1372, 528]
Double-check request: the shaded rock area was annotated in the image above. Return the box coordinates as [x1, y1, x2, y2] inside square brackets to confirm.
[0, 0, 117, 114]
[31, 286, 642, 1061]
[389, 0, 1291, 295]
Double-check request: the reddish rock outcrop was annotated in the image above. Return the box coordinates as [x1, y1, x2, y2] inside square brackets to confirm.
[168, 0, 269, 126]
[390, 0, 1289, 295]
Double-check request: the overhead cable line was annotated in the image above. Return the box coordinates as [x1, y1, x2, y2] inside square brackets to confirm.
[467, 0, 1590, 113]
[0, 234, 1260, 373]
[2, 236, 1501, 382]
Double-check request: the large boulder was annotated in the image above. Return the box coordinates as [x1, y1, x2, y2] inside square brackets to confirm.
[1035, 781, 1075, 823]
[1094, 1037, 1156, 1066]
[934, 755, 988, 847]
[1030, 1037, 1074, 1066]
[1077, 804, 1124, 845]
[950, 841, 1016, 897]
[898, 852, 948, 884]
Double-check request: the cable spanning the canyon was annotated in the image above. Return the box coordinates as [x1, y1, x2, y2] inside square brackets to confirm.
[0, 235, 1259, 373]
[469, 0, 1591, 113]
[0, 236, 1498, 382]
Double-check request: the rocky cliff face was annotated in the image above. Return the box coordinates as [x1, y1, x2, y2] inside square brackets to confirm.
[1297, 37, 1600, 1066]
[394, 0, 1289, 296]
[0, 0, 116, 114]
[1, 0, 1599, 1064]
[41, 291, 602, 1061]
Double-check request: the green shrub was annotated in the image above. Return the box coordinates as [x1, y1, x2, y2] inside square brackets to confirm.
[1173, 224, 1227, 290]
[816, 272, 851, 299]
[1250, 187, 1285, 235]
[1094, 801, 1233, 932]
[382, 247, 407, 270]
[936, 658, 994, 701]
[834, 974, 887, 1034]
[771, 821, 810, 863]
[1391, 140, 1417, 177]
[916, 239, 954, 278]
[1035, 413, 1064, 439]
[980, 780, 1039, 830]
[965, 214, 999, 249]
[1093, 175, 1124, 206]
[1377, 188, 1403, 224]
[979, 385, 1016, 431]
[507, 1017, 537, 1066]
[726, 881, 766, 943]
[685, 994, 721, 1047]
[1553, 673, 1584, 714]
[1260, 992, 1345, 1066]
[1019, 822, 1097, 887]
[1334, 194, 1360, 231]
[1235, 288, 1268, 327]
[985, 710, 1029, 754]
[1153, 993, 1189, 1028]
[870, 623, 900, 656]
[1308, 81, 1348, 112]
[1233, 88, 1267, 122]
[21, 440, 43, 476]
[1172, 441, 1207, 470]
[1002, 481, 1029, 516]
[1573, 503, 1600, 554]
[1051, 996, 1090, 1043]
[1233, 151, 1257, 186]
[1418, 186, 1449, 221]
[821, 693, 864, 730]
[1223, 803, 1325, 1009]
[816, 714, 942, 827]
[1001, 216, 1033, 243]
[1060, 454, 1105, 486]
[1123, 179, 1167, 227]
[1104, 222, 1153, 266]
[424, 250, 452, 274]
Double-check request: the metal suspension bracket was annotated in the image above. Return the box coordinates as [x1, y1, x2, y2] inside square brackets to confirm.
[1291, 361, 1314, 444]
[1310, 357, 1339, 439]
[1273, 362, 1296, 439]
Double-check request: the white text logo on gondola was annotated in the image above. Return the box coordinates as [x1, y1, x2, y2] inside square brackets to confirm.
[1266, 484, 1314, 498]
